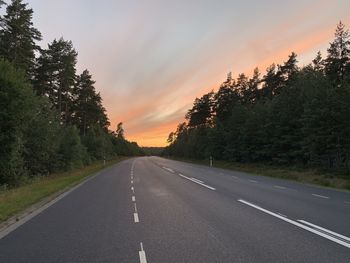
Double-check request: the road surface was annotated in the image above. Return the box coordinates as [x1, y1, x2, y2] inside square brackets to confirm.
[0, 157, 349, 262]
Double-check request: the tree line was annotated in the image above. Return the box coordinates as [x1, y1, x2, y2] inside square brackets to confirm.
[0, 0, 143, 186]
[164, 22, 350, 175]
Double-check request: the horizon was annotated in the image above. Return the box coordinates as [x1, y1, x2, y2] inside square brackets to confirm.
[25, 0, 350, 147]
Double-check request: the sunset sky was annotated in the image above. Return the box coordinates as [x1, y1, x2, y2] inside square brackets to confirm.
[27, 0, 349, 147]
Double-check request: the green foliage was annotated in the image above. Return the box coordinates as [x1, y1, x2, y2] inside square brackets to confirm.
[0, 2, 144, 187]
[165, 22, 350, 176]
[0, 59, 36, 185]
[0, 0, 42, 77]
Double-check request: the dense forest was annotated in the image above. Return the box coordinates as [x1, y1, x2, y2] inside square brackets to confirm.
[0, 0, 143, 186]
[164, 22, 350, 175]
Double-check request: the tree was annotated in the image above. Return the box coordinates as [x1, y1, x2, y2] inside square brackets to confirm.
[312, 51, 324, 72]
[115, 122, 125, 139]
[167, 132, 175, 144]
[214, 72, 238, 124]
[0, 59, 37, 185]
[72, 69, 109, 134]
[325, 21, 350, 85]
[34, 38, 78, 123]
[186, 91, 214, 128]
[0, 0, 42, 78]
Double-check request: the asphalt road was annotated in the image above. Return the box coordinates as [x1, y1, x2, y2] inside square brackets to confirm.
[0, 157, 349, 262]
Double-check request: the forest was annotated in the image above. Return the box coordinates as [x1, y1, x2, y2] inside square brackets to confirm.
[0, 0, 143, 186]
[164, 22, 350, 176]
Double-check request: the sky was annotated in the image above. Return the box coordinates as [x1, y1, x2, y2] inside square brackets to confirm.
[25, 0, 350, 146]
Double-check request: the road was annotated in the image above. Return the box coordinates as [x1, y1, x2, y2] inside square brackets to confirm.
[0, 157, 349, 262]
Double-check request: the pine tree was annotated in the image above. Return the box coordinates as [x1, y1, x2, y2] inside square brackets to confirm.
[34, 38, 77, 123]
[325, 21, 350, 85]
[0, 0, 42, 78]
[72, 69, 109, 134]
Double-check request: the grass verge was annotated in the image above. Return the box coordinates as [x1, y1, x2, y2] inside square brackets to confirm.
[0, 157, 128, 223]
[167, 157, 350, 191]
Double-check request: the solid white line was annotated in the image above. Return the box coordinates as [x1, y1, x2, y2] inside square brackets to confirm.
[238, 199, 350, 249]
[297, 220, 350, 242]
[278, 213, 288, 218]
[132, 196, 136, 202]
[274, 185, 286, 190]
[178, 173, 216, 190]
[134, 213, 139, 223]
[139, 242, 147, 263]
[190, 177, 204, 184]
[249, 180, 258, 183]
[312, 194, 329, 199]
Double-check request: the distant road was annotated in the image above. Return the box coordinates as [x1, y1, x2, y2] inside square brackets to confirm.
[1, 157, 349, 262]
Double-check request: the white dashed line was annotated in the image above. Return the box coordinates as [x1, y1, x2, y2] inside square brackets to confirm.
[249, 180, 258, 183]
[139, 242, 147, 263]
[238, 199, 350, 249]
[312, 194, 329, 199]
[132, 196, 136, 202]
[134, 213, 139, 223]
[131, 180, 134, 184]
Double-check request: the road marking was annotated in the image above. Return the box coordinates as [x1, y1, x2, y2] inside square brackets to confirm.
[190, 177, 204, 184]
[132, 196, 136, 202]
[312, 194, 329, 199]
[274, 185, 286, 190]
[139, 242, 147, 263]
[134, 213, 139, 223]
[278, 213, 288, 218]
[297, 220, 350, 242]
[131, 176, 133, 180]
[163, 167, 175, 173]
[178, 173, 216, 191]
[249, 180, 258, 183]
[131, 180, 134, 184]
[134, 203, 138, 213]
[238, 199, 350, 249]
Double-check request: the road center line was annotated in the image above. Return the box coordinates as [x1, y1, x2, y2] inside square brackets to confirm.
[238, 199, 350, 249]
[134, 203, 138, 213]
[249, 180, 258, 183]
[139, 242, 147, 263]
[190, 177, 204, 184]
[312, 194, 329, 199]
[131, 180, 134, 184]
[297, 220, 350, 242]
[132, 196, 136, 202]
[134, 213, 139, 223]
[178, 173, 216, 191]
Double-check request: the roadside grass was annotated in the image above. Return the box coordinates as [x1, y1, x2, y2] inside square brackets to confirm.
[167, 157, 350, 191]
[0, 157, 128, 223]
